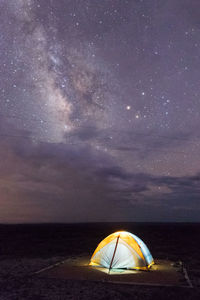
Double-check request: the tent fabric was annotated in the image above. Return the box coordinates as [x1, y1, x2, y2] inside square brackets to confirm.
[89, 231, 154, 270]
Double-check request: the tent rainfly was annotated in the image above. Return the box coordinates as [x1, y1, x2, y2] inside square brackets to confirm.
[89, 231, 154, 271]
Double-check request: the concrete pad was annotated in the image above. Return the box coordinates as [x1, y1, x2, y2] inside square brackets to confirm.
[36, 257, 191, 288]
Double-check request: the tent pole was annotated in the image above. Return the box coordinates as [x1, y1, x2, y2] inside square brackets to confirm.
[108, 235, 120, 274]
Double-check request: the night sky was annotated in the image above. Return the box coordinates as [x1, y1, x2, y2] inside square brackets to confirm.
[1, 0, 200, 223]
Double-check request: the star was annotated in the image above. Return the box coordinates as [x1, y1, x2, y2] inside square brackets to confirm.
[0, 0, 199, 223]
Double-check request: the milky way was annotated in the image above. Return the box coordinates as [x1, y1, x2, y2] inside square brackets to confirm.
[0, 0, 200, 222]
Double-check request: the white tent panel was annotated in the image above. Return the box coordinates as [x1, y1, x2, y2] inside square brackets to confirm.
[130, 233, 153, 265]
[92, 237, 146, 269]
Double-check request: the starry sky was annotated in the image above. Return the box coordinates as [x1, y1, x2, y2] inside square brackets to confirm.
[0, 0, 200, 223]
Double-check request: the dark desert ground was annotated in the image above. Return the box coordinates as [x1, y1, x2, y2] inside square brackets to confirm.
[0, 222, 200, 299]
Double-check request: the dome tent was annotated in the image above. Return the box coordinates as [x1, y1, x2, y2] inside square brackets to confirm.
[89, 231, 154, 271]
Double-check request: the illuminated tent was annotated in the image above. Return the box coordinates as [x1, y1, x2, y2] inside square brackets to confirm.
[89, 231, 154, 271]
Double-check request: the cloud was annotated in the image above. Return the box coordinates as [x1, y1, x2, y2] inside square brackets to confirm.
[0, 130, 200, 223]
[109, 129, 195, 156]
[95, 164, 200, 214]
[0, 132, 118, 223]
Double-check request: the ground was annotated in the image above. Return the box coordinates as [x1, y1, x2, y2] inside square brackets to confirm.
[0, 223, 200, 299]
